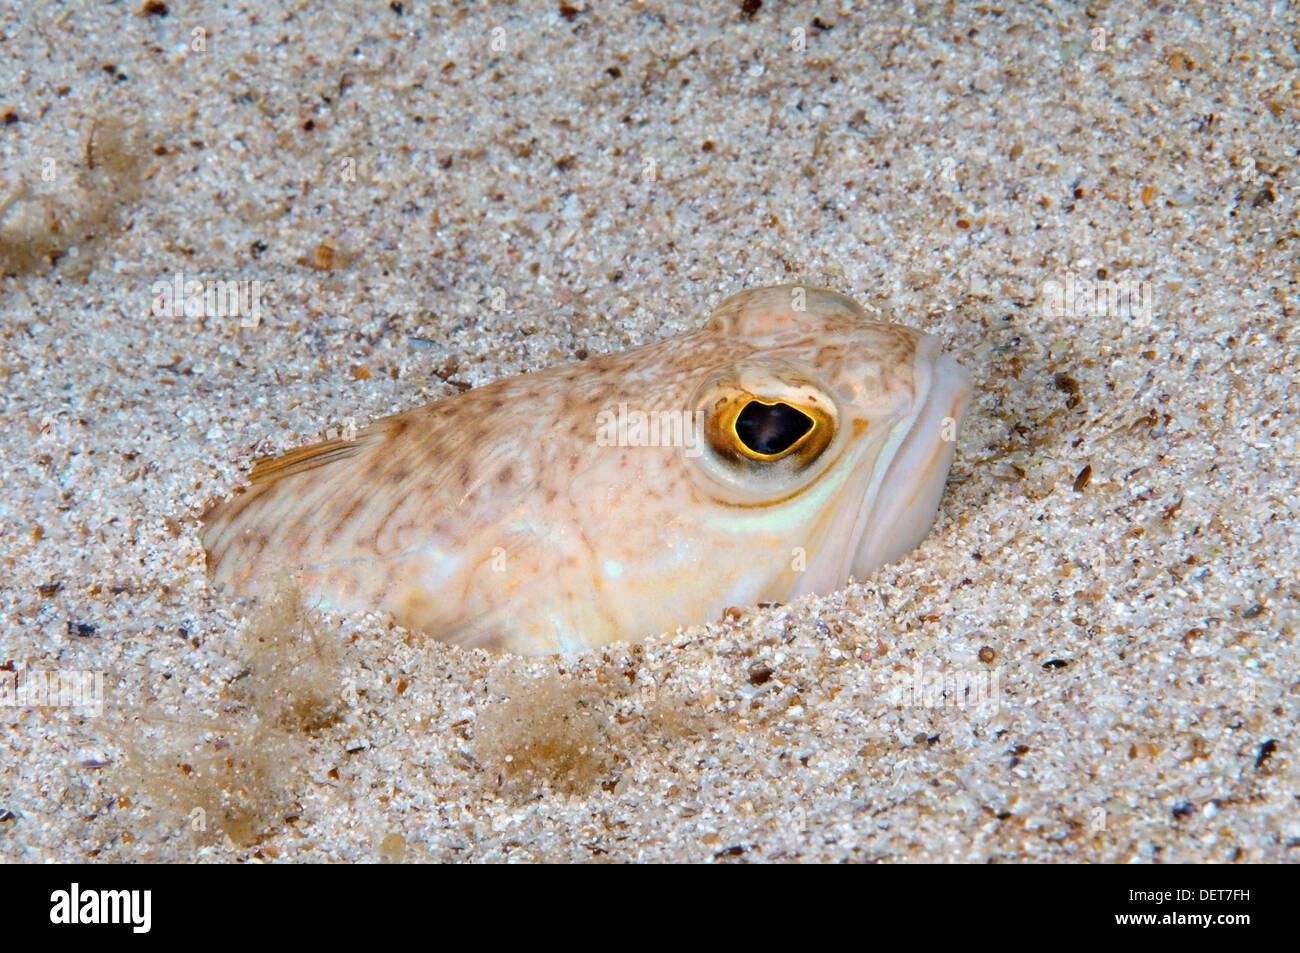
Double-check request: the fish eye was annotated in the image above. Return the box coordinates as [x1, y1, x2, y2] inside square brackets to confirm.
[693, 364, 839, 478]
[734, 400, 815, 457]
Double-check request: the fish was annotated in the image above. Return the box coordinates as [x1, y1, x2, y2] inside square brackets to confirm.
[202, 284, 972, 656]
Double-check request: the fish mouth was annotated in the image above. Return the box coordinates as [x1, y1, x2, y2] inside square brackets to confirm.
[848, 347, 973, 580]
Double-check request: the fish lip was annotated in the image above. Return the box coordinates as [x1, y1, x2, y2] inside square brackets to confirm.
[849, 345, 972, 580]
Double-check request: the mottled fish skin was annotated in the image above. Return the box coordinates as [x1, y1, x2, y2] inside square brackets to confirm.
[202, 285, 972, 655]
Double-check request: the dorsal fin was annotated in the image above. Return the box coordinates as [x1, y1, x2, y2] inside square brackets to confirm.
[201, 419, 397, 572]
[246, 434, 368, 486]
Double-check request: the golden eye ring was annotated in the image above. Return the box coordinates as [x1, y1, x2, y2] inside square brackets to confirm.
[703, 391, 836, 468]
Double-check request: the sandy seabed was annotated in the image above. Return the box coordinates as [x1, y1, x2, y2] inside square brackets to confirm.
[0, 1, 1296, 862]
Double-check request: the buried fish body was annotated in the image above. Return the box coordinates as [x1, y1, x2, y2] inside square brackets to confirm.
[202, 285, 972, 655]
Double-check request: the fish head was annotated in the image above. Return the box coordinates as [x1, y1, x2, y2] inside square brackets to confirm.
[688, 285, 973, 595]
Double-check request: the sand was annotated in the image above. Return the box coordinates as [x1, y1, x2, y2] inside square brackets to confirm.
[0, 0, 1295, 863]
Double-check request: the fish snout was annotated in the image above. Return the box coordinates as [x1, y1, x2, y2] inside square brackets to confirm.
[850, 344, 972, 579]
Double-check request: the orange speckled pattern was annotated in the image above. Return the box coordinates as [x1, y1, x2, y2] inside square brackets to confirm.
[203, 285, 971, 654]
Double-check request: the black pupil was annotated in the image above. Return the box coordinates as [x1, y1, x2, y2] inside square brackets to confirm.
[734, 401, 814, 456]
